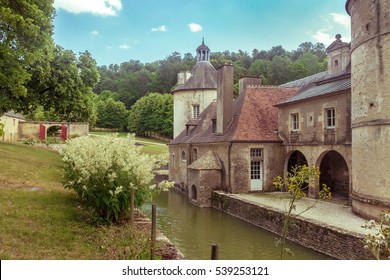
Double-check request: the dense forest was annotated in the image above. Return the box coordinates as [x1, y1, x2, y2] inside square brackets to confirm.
[1, 0, 328, 139]
[95, 42, 328, 109]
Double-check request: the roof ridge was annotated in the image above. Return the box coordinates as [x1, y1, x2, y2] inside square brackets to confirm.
[248, 85, 280, 89]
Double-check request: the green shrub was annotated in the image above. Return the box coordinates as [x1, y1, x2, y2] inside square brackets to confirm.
[60, 134, 172, 224]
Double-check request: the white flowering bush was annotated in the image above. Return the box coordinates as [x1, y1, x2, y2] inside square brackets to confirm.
[362, 212, 390, 260]
[61, 134, 172, 224]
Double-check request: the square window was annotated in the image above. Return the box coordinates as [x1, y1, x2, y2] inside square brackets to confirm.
[291, 113, 299, 131]
[326, 108, 336, 128]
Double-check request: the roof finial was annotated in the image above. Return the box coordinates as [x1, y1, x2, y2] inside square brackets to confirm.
[202, 37, 205, 45]
[336, 34, 342, 41]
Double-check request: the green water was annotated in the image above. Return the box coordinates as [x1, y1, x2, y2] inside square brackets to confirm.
[143, 190, 330, 260]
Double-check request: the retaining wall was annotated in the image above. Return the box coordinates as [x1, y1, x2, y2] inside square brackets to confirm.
[211, 191, 372, 260]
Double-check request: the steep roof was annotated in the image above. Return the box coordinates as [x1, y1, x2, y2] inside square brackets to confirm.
[276, 76, 350, 106]
[3, 110, 25, 120]
[170, 86, 299, 145]
[188, 150, 222, 170]
[172, 61, 217, 93]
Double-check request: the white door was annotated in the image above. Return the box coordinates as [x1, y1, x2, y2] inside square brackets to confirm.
[250, 161, 263, 191]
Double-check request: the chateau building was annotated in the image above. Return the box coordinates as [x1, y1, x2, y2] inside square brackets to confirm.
[169, 0, 390, 221]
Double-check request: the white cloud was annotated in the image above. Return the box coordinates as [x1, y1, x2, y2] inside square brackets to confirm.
[54, 0, 123, 16]
[119, 43, 130, 49]
[312, 30, 335, 45]
[310, 13, 351, 45]
[330, 13, 350, 29]
[151, 25, 167, 32]
[89, 30, 100, 37]
[188, 23, 203, 32]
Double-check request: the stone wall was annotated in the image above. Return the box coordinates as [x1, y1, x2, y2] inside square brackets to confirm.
[347, 0, 390, 220]
[277, 90, 351, 145]
[173, 89, 216, 138]
[211, 191, 372, 260]
[0, 115, 24, 142]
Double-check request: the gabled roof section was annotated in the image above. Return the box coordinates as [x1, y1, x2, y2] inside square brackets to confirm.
[276, 75, 351, 106]
[172, 61, 217, 93]
[3, 110, 25, 120]
[170, 86, 299, 145]
[188, 150, 222, 170]
[326, 34, 350, 53]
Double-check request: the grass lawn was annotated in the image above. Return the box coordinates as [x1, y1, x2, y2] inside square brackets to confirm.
[89, 131, 169, 155]
[0, 142, 161, 259]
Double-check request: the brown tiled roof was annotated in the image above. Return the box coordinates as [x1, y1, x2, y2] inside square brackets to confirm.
[169, 86, 299, 145]
[232, 87, 299, 142]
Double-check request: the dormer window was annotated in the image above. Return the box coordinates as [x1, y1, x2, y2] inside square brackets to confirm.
[192, 105, 200, 119]
[334, 59, 339, 67]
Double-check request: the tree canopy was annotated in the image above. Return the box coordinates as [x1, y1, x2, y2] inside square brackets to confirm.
[0, 0, 54, 114]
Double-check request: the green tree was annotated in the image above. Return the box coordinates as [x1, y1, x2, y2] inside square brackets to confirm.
[269, 56, 292, 85]
[96, 98, 128, 130]
[0, 121, 4, 137]
[128, 93, 173, 137]
[288, 60, 309, 81]
[0, 0, 54, 114]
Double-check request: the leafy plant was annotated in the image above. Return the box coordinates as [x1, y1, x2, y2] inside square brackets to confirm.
[60, 134, 172, 225]
[362, 212, 390, 260]
[0, 121, 4, 137]
[273, 164, 331, 259]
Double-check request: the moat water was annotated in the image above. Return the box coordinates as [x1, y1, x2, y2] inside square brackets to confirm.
[143, 190, 330, 260]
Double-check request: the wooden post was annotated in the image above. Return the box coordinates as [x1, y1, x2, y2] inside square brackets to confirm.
[150, 203, 157, 260]
[211, 243, 220, 260]
[130, 188, 135, 225]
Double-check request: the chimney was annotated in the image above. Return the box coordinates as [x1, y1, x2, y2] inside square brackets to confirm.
[177, 71, 192, 86]
[216, 64, 234, 135]
[239, 76, 262, 95]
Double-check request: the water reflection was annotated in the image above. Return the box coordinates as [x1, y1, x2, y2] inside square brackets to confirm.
[143, 190, 329, 260]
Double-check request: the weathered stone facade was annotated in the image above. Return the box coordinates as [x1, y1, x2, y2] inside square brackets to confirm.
[0, 111, 25, 142]
[276, 88, 352, 199]
[347, 0, 390, 219]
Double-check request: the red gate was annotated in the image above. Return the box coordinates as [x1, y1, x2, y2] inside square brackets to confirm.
[61, 125, 68, 141]
[39, 124, 46, 140]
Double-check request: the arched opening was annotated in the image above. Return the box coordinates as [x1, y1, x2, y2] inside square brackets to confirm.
[287, 150, 308, 172]
[181, 151, 186, 160]
[319, 151, 349, 202]
[286, 150, 309, 193]
[191, 185, 197, 201]
[46, 125, 62, 142]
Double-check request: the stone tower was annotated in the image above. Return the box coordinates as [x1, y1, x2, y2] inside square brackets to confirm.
[172, 39, 217, 138]
[346, 0, 390, 219]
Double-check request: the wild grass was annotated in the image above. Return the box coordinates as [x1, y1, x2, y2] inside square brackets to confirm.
[0, 142, 153, 259]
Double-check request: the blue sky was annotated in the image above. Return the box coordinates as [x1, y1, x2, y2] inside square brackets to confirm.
[53, 0, 351, 66]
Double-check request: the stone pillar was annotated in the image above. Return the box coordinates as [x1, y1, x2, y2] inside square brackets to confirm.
[346, 0, 390, 219]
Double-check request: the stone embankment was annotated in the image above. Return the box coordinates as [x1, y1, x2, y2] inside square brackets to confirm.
[211, 191, 374, 260]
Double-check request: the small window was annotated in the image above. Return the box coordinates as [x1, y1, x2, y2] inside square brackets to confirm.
[171, 154, 175, 167]
[181, 151, 186, 160]
[192, 105, 200, 119]
[192, 148, 198, 161]
[212, 119, 216, 133]
[326, 108, 336, 128]
[291, 113, 299, 131]
[334, 59, 339, 67]
[250, 148, 262, 158]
